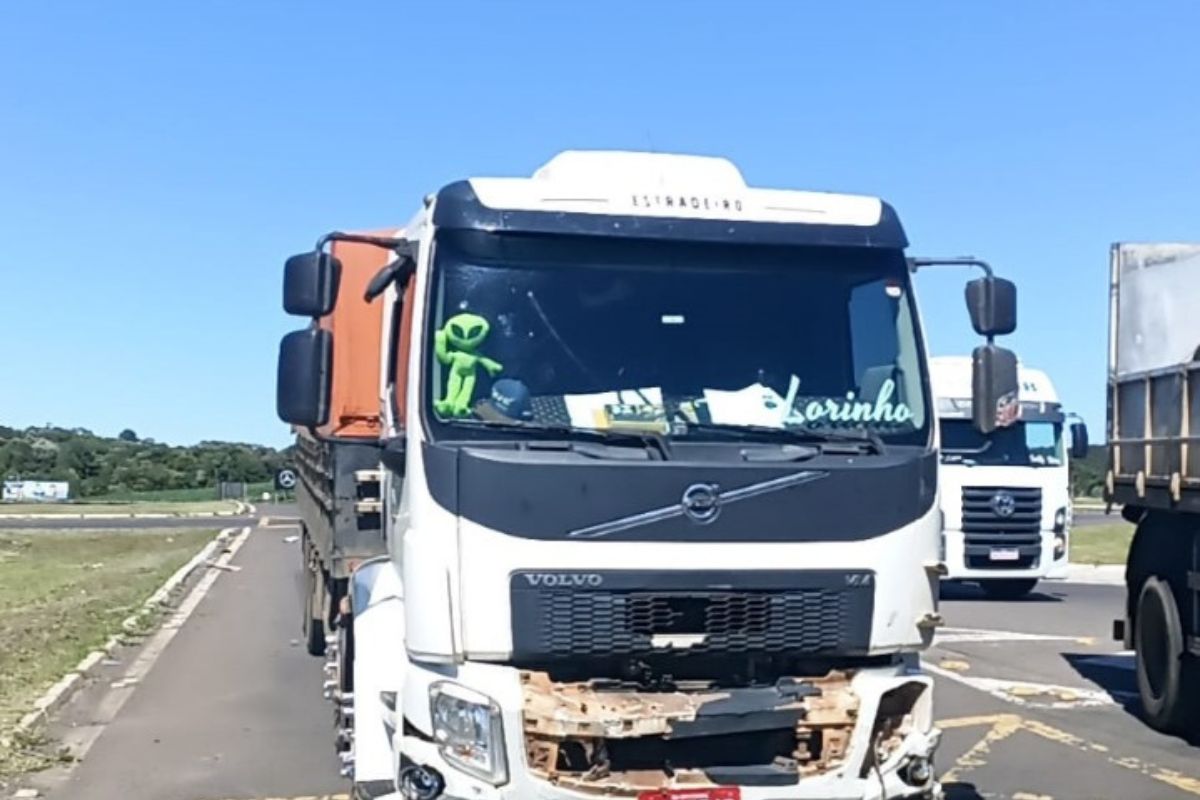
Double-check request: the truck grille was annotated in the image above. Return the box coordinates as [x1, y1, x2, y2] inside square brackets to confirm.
[960, 487, 1042, 569]
[510, 570, 873, 660]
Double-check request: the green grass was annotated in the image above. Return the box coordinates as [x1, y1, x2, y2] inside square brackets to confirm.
[1070, 522, 1135, 566]
[84, 482, 272, 503]
[0, 500, 237, 516]
[0, 528, 215, 777]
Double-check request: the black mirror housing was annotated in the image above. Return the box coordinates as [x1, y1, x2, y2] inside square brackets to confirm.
[1070, 421, 1089, 460]
[965, 276, 1017, 337]
[972, 344, 1019, 434]
[283, 251, 342, 317]
[277, 328, 332, 427]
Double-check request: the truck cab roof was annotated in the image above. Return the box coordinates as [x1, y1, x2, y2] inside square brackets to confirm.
[431, 149, 910, 249]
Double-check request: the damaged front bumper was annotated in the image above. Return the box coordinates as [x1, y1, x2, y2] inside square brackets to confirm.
[390, 660, 940, 800]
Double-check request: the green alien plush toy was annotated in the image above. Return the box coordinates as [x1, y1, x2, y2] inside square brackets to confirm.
[434, 312, 504, 417]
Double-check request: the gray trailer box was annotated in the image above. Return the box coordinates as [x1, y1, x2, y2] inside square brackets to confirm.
[1107, 243, 1200, 511]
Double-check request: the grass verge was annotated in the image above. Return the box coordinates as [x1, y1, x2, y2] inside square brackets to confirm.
[0, 527, 215, 778]
[87, 482, 273, 503]
[0, 500, 237, 516]
[1070, 522, 1135, 566]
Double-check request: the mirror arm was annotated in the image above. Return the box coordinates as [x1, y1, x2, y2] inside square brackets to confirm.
[315, 231, 413, 257]
[907, 256, 995, 278]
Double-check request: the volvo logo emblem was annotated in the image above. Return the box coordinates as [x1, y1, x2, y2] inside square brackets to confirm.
[990, 491, 1017, 518]
[681, 483, 721, 524]
[523, 573, 603, 588]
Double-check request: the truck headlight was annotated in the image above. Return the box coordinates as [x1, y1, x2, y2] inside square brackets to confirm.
[429, 682, 507, 785]
[1054, 507, 1067, 532]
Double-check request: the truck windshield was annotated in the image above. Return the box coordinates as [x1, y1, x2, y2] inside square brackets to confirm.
[424, 231, 931, 447]
[940, 419, 1064, 467]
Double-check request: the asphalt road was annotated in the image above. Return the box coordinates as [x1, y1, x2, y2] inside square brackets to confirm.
[28, 508, 342, 800]
[12, 509, 1198, 800]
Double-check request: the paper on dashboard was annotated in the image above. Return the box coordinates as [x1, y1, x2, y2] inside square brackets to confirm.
[703, 376, 799, 428]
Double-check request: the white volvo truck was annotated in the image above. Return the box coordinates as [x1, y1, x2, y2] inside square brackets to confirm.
[275, 151, 1022, 800]
[931, 356, 1088, 599]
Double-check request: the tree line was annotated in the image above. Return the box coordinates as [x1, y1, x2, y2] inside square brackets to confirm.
[0, 425, 292, 498]
[1070, 445, 1106, 498]
[0, 422, 1107, 499]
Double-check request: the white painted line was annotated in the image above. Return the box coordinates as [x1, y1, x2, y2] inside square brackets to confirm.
[935, 626, 1090, 644]
[924, 661, 1133, 709]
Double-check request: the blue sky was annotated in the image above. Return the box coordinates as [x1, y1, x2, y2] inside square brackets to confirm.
[2, 1, 1198, 446]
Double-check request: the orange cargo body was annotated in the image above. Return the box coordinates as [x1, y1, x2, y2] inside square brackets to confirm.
[315, 231, 398, 440]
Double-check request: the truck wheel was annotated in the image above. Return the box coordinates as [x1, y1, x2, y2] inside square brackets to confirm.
[1134, 576, 1199, 733]
[303, 564, 326, 657]
[979, 579, 1038, 600]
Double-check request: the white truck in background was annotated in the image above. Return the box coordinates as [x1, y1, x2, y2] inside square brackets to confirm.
[931, 356, 1088, 599]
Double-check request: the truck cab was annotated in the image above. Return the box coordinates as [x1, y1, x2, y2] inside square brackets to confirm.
[277, 151, 1022, 800]
[931, 356, 1087, 598]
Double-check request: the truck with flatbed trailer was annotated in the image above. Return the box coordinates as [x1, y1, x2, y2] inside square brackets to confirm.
[1106, 242, 1200, 735]
[288, 233, 394, 655]
[276, 150, 1023, 800]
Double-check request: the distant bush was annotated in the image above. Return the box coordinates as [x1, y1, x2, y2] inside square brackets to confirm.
[0, 425, 290, 498]
[1070, 445, 1106, 498]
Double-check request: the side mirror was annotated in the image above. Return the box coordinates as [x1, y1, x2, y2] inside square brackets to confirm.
[283, 251, 342, 317]
[965, 276, 1017, 337]
[972, 344, 1019, 434]
[1069, 421, 1089, 460]
[364, 255, 417, 303]
[276, 328, 332, 427]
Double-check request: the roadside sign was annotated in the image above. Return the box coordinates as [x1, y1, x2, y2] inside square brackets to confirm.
[275, 468, 297, 491]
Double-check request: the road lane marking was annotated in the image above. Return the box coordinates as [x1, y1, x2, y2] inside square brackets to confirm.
[935, 626, 1096, 646]
[935, 712, 1200, 796]
[938, 713, 1023, 784]
[925, 662, 1128, 709]
[937, 713, 1016, 729]
[1020, 718, 1200, 796]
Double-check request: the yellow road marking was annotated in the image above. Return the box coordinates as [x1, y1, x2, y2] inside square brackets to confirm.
[939, 713, 1023, 784]
[1020, 718, 1200, 796]
[936, 713, 1200, 796]
[937, 713, 1017, 729]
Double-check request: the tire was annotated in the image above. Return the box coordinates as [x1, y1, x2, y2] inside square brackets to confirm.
[1134, 576, 1199, 734]
[979, 578, 1039, 600]
[303, 563, 326, 657]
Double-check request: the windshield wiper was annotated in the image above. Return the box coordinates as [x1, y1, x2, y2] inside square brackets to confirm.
[684, 422, 886, 454]
[448, 418, 672, 460]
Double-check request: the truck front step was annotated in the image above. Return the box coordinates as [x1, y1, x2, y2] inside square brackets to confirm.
[355, 499, 383, 515]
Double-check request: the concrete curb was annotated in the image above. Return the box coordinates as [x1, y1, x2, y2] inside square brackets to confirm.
[5, 526, 241, 741]
[1050, 563, 1125, 586]
[0, 509, 242, 520]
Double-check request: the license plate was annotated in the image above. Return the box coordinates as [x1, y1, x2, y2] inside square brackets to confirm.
[989, 547, 1020, 561]
[638, 790, 740, 800]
